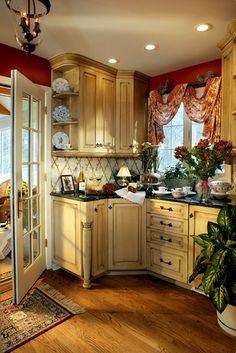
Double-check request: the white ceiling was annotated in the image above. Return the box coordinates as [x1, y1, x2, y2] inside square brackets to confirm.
[0, 0, 235, 77]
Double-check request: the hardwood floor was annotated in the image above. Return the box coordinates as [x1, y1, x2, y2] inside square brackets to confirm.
[8, 269, 236, 353]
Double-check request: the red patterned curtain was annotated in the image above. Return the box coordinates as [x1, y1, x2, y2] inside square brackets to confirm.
[148, 84, 187, 144]
[182, 77, 222, 142]
[148, 77, 222, 144]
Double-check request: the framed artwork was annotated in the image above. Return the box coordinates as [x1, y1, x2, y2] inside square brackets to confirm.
[60, 175, 75, 194]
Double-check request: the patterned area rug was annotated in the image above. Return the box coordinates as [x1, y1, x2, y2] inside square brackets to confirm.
[0, 283, 85, 353]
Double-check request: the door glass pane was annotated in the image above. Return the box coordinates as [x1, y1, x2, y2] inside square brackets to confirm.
[33, 196, 39, 227]
[22, 93, 30, 128]
[22, 198, 30, 233]
[31, 131, 39, 162]
[31, 164, 39, 195]
[33, 228, 40, 260]
[22, 165, 29, 194]
[22, 128, 29, 163]
[32, 99, 39, 130]
[23, 234, 32, 268]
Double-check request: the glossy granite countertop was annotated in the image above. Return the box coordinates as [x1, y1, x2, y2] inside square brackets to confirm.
[50, 191, 236, 208]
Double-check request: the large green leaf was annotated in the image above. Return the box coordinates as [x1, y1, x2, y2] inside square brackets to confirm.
[195, 251, 208, 267]
[207, 222, 225, 244]
[189, 262, 208, 283]
[211, 249, 229, 268]
[231, 283, 236, 295]
[192, 234, 211, 248]
[205, 243, 216, 260]
[226, 240, 236, 248]
[217, 207, 235, 240]
[210, 285, 230, 313]
[202, 265, 225, 294]
[231, 248, 236, 266]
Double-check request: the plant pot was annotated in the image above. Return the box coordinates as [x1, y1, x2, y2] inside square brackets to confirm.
[217, 304, 236, 337]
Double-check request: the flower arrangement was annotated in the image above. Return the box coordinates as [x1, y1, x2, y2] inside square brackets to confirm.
[138, 142, 159, 173]
[174, 139, 232, 181]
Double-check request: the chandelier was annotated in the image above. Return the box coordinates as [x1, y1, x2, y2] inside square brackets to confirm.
[5, 0, 51, 54]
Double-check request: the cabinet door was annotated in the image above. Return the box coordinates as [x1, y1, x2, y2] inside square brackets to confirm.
[108, 199, 146, 270]
[92, 199, 108, 277]
[79, 67, 99, 152]
[79, 67, 116, 154]
[98, 73, 116, 153]
[188, 205, 220, 285]
[52, 197, 82, 275]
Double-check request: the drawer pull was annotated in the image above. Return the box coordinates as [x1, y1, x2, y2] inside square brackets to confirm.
[160, 236, 172, 242]
[94, 208, 98, 212]
[160, 206, 173, 211]
[108, 205, 112, 209]
[189, 213, 194, 218]
[160, 221, 172, 227]
[160, 258, 172, 265]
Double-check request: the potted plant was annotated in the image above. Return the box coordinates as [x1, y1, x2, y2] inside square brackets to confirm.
[163, 162, 196, 190]
[189, 206, 236, 336]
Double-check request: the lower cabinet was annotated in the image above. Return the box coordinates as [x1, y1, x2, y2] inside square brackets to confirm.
[52, 197, 83, 276]
[107, 199, 146, 270]
[92, 199, 108, 277]
[188, 205, 220, 286]
[146, 199, 189, 283]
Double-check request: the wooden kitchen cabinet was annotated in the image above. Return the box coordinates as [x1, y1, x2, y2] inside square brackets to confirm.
[92, 199, 108, 277]
[188, 205, 220, 285]
[78, 67, 116, 154]
[115, 71, 150, 155]
[217, 20, 236, 153]
[107, 199, 146, 270]
[146, 199, 189, 283]
[52, 197, 82, 276]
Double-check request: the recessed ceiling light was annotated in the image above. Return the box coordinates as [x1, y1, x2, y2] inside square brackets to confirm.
[145, 44, 157, 51]
[108, 58, 118, 64]
[195, 23, 213, 32]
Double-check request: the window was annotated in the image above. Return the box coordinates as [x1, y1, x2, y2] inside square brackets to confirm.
[159, 102, 204, 171]
[159, 87, 205, 171]
[0, 119, 11, 183]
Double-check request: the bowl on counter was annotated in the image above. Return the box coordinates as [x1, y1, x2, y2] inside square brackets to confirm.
[210, 181, 232, 193]
[171, 188, 185, 198]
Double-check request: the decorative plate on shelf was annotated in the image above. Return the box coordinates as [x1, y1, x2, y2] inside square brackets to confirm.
[52, 132, 69, 149]
[52, 78, 70, 94]
[52, 105, 71, 121]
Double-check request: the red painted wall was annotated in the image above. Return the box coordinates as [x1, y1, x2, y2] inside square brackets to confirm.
[150, 59, 221, 91]
[0, 43, 51, 87]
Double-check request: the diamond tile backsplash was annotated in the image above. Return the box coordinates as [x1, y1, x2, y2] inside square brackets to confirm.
[51, 156, 142, 192]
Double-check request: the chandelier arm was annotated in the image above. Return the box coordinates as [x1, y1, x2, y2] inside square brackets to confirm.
[5, 0, 51, 17]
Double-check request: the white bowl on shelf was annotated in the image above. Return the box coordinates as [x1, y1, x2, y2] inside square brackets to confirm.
[211, 191, 229, 200]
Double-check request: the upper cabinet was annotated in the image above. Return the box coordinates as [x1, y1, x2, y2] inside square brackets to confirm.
[218, 20, 236, 153]
[79, 66, 116, 154]
[116, 71, 149, 155]
[50, 54, 150, 157]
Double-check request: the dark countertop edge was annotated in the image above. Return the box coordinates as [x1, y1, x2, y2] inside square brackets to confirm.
[50, 192, 236, 208]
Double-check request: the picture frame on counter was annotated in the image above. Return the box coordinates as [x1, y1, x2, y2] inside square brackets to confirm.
[60, 175, 75, 194]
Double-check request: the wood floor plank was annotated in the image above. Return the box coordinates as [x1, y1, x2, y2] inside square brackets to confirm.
[10, 270, 236, 353]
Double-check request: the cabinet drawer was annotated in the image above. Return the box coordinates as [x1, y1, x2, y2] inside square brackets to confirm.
[147, 228, 188, 251]
[147, 199, 188, 219]
[147, 243, 188, 283]
[147, 213, 188, 235]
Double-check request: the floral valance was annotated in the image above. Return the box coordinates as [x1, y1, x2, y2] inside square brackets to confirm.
[148, 77, 222, 144]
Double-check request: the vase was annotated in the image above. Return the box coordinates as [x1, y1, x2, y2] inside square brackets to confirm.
[217, 304, 236, 337]
[195, 179, 210, 201]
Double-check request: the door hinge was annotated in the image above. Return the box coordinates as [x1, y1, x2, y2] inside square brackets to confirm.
[44, 106, 47, 115]
[45, 239, 48, 247]
[44, 173, 47, 182]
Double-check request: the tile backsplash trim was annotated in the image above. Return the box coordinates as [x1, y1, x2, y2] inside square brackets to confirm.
[51, 156, 142, 192]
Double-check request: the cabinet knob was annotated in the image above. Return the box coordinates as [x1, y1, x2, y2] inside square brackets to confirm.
[160, 258, 172, 266]
[129, 144, 133, 148]
[108, 205, 112, 209]
[94, 208, 98, 212]
[189, 213, 194, 218]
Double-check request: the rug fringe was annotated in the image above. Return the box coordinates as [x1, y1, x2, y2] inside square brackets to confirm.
[37, 283, 86, 315]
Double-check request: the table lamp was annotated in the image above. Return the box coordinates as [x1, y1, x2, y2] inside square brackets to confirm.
[117, 165, 131, 186]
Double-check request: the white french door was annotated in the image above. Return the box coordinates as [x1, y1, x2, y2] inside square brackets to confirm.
[11, 70, 46, 304]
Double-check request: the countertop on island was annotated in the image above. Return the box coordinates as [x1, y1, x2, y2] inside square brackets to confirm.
[50, 191, 236, 208]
